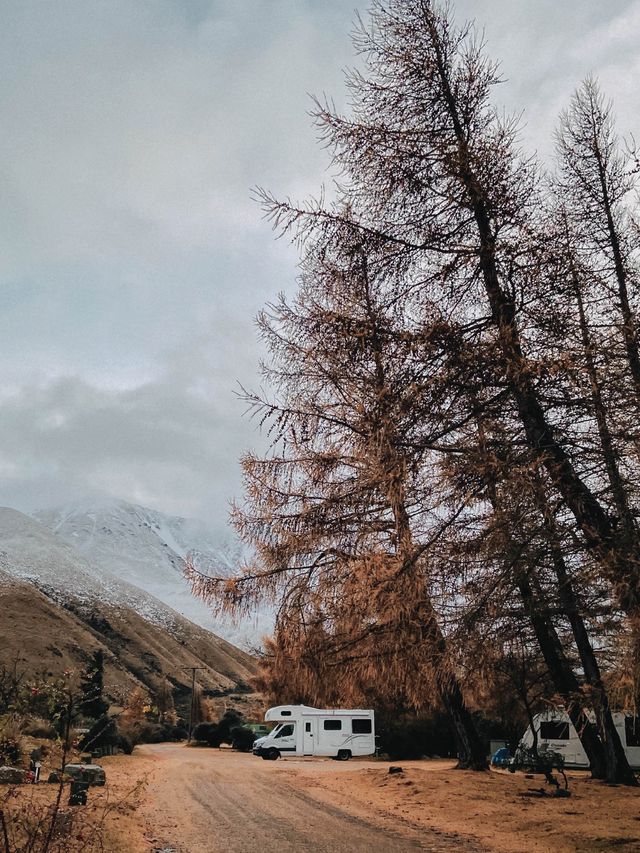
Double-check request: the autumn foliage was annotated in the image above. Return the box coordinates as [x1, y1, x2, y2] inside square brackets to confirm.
[188, 0, 640, 783]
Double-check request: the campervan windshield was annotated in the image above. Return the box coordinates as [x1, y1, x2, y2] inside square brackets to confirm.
[273, 724, 294, 738]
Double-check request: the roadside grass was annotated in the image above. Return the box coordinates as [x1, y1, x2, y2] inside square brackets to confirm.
[0, 764, 147, 853]
[299, 759, 640, 853]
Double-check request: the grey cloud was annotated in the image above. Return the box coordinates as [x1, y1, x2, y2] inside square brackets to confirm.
[0, 357, 264, 530]
[1, 0, 639, 525]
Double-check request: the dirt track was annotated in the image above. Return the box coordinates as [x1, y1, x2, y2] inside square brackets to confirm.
[135, 744, 479, 852]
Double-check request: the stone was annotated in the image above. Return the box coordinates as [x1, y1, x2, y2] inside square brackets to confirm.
[0, 766, 26, 784]
[63, 763, 106, 786]
[388, 766, 403, 774]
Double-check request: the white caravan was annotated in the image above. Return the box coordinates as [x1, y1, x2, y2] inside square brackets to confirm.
[520, 709, 640, 769]
[252, 705, 375, 760]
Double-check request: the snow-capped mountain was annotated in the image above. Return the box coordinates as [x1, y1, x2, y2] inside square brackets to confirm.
[33, 497, 272, 650]
[0, 507, 257, 697]
[0, 505, 170, 624]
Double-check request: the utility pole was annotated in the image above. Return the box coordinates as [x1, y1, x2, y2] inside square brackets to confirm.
[181, 667, 205, 742]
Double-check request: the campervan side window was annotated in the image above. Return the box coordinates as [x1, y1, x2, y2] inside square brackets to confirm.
[323, 720, 342, 731]
[274, 724, 294, 738]
[539, 721, 569, 740]
[352, 719, 372, 734]
[625, 716, 640, 747]
[280, 710, 292, 716]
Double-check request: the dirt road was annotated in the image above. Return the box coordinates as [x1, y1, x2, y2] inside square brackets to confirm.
[135, 744, 479, 853]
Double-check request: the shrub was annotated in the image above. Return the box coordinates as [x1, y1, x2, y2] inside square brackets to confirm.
[0, 716, 23, 765]
[22, 718, 57, 739]
[230, 725, 256, 752]
[78, 714, 118, 753]
[377, 713, 456, 760]
[216, 710, 243, 743]
[192, 722, 221, 746]
[119, 733, 134, 755]
[171, 726, 189, 741]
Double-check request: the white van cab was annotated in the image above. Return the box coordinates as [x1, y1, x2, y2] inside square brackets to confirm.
[252, 704, 375, 760]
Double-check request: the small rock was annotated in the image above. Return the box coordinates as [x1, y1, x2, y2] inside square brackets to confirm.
[0, 766, 26, 784]
[388, 766, 403, 774]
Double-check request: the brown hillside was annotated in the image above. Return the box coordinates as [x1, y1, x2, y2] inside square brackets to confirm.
[0, 571, 257, 703]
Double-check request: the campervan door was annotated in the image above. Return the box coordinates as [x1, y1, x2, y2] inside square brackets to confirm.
[534, 714, 587, 767]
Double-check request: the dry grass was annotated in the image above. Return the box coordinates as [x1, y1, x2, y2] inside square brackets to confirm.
[301, 759, 640, 853]
[0, 753, 150, 853]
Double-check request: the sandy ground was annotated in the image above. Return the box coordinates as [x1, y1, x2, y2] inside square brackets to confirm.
[118, 744, 470, 852]
[95, 745, 640, 853]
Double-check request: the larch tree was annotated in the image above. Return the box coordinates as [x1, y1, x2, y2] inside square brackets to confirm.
[188, 0, 640, 784]
[190, 224, 488, 768]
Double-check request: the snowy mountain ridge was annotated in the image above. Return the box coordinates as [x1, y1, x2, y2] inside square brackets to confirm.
[33, 497, 272, 650]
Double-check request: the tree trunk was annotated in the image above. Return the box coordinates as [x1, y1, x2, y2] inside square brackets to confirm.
[473, 412, 614, 780]
[533, 480, 638, 785]
[441, 680, 488, 770]
[517, 574, 607, 779]
[427, 14, 640, 615]
[364, 257, 488, 771]
[570, 253, 635, 544]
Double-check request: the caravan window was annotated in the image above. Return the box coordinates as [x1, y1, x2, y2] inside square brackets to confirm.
[539, 721, 569, 740]
[323, 720, 342, 731]
[274, 724, 295, 739]
[352, 719, 372, 734]
[625, 716, 640, 747]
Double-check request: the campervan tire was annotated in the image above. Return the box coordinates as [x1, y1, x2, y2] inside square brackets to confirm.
[266, 748, 280, 761]
[336, 750, 351, 761]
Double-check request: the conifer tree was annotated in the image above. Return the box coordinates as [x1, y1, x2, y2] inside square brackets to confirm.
[80, 650, 109, 720]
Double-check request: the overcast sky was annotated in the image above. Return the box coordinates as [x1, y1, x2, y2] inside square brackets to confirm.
[1, 0, 638, 532]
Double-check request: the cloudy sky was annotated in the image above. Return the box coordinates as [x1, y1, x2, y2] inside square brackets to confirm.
[1, 0, 638, 532]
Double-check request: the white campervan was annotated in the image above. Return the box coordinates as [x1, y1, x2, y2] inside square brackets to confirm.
[520, 709, 640, 769]
[252, 705, 375, 761]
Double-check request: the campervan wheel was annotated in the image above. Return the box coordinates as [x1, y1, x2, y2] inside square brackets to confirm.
[265, 748, 280, 761]
[336, 750, 351, 761]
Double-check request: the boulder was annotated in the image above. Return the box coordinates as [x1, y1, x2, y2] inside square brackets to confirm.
[0, 766, 26, 784]
[63, 763, 106, 786]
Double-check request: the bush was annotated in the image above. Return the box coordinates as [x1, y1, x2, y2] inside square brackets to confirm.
[230, 726, 256, 752]
[377, 713, 456, 760]
[192, 722, 221, 747]
[22, 718, 57, 739]
[217, 710, 243, 738]
[117, 718, 192, 752]
[78, 714, 118, 753]
[172, 726, 189, 741]
[119, 733, 134, 755]
[192, 714, 252, 749]
[0, 716, 23, 765]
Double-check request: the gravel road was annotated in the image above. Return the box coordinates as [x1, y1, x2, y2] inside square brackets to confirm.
[137, 744, 482, 853]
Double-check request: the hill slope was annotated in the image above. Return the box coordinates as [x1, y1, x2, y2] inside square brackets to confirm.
[34, 498, 272, 649]
[0, 508, 257, 702]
